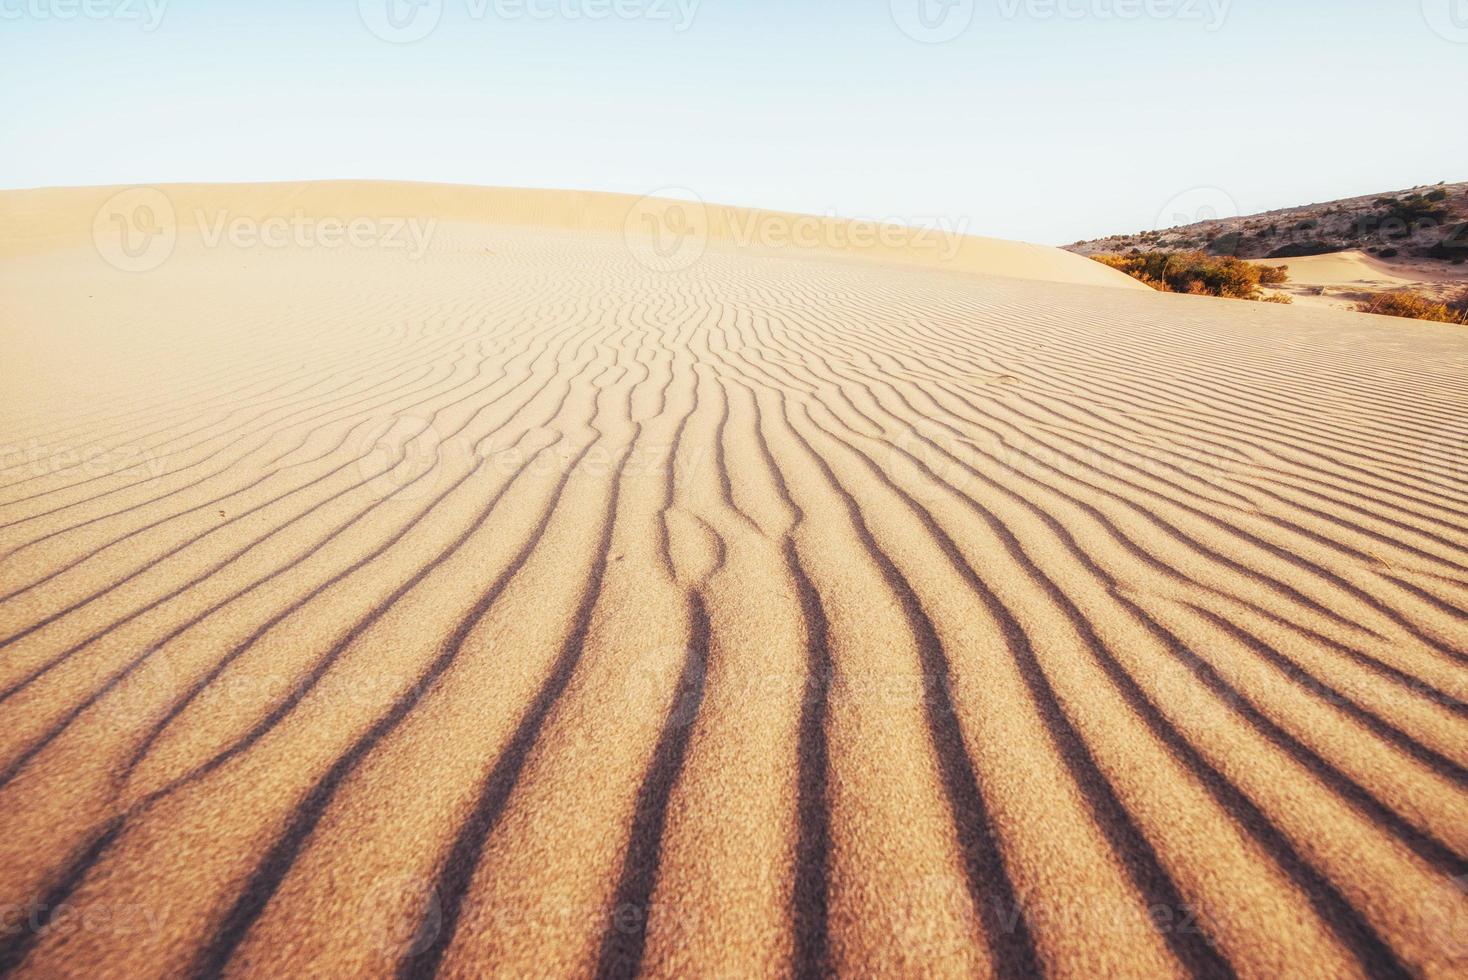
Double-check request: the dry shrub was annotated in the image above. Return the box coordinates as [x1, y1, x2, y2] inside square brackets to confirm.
[1093, 251, 1289, 301]
[1256, 264, 1290, 286]
[1355, 289, 1468, 325]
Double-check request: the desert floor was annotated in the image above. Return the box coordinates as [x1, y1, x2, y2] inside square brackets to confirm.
[1253, 250, 1467, 312]
[2, 183, 1467, 979]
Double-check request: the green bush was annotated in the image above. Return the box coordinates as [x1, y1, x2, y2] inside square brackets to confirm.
[1093, 251, 1289, 301]
[1383, 194, 1449, 224]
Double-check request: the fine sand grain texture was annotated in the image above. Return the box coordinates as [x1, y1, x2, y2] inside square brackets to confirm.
[1, 182, 1467, 979]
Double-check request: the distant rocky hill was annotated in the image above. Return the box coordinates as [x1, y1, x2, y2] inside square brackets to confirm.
[1067, 181, 1468, 264]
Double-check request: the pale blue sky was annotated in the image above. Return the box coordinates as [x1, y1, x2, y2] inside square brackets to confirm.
[3, 0, 1465, 243]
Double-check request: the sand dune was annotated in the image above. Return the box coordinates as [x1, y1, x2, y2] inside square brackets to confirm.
[1, 182, 1467, 979]
[0, 181, 1140, 289]
[1249, 249, 1466, 312]
[1257, 250, 1424, 289]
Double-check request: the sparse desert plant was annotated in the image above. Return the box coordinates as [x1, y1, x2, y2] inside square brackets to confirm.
[1257, 264, 1289, 286]
[1066, 183, 1468, 263]
[1093, 251, 1289, 301]
[1261, 293, 1294, 304]
[1383, 194, 1450, 224]
[1354, 289, 1468, 325]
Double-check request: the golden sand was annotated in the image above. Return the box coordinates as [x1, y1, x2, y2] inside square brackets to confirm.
[1, 182, 1466, 978]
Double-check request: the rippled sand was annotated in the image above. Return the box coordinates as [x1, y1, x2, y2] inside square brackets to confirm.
[1, 183, 1466, 979]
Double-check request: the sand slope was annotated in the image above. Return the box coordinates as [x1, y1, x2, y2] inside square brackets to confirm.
[0, 181, 1143, 290]
[1251, 250, 1467, 311]
[1, 183, 1467, 979]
